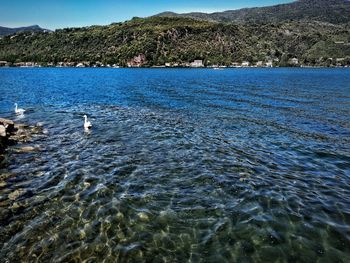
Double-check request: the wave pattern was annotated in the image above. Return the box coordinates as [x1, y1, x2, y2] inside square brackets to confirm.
[0, 68, 350, 262]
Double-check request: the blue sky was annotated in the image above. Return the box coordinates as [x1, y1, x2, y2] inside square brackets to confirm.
[1, 0, 294, 29]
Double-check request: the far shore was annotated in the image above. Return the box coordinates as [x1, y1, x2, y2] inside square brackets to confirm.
[0, 65, 349, 69]
[0, 63, 349, 69]
[1, 58, 350, 69]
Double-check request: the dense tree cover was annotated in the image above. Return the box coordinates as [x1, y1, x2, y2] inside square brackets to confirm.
[157, 0, 350, 25]
[0, 16, 350, 67]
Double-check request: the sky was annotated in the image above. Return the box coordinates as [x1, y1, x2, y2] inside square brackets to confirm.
[1, 0, 295, 30]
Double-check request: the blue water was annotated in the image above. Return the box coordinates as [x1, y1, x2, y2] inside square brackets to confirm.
[0, 68, 350, 262]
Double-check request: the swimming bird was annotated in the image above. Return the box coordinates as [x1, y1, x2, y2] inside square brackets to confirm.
[14, 103, 25, 115]
[83, 115, 92, 129]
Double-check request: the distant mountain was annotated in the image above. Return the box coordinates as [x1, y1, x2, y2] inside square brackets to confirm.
[0, 25, 49, 37]
[1, 0, 350, 67]
[156, 0, 350, 24]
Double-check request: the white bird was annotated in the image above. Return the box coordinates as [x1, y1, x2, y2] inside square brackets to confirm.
[83, 115, 92, 129]
[14, 103, 25, 115]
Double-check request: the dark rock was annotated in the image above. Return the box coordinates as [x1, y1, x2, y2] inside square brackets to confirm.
[0, 131, 8, 154]
[0, 154, 4, 166]
[0, 125, 6, 137]
[8, 189, 26, 201]
[0, 118, 44, 166]
[0, 118, 16, 135]
[0, 118, 14, 126]
[13, 146, 38, 153]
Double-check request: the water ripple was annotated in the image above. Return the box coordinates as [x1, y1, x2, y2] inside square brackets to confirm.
[0, 68, 350, 262]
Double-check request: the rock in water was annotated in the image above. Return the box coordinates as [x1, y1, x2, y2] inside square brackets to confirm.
[0, 118, 15, 134]
[0, 118, 17, 155]
[0, 125, 6, 137]
[13, 146, 38, 153]
[8, 189, 25, 200]
[137, 212, 150, 222]
[0, 118, 45, 167]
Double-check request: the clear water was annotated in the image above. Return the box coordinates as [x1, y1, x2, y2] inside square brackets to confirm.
[0, 68, 350, 262]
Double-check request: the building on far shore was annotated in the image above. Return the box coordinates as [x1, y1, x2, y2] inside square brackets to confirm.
[241, 61, 250, 67]
[57, 62, 75, 67]
[14, 62, 40, 67]
[127, 54, 147, 67]
[266, 60, 273, 67]
[291, 58, 299, 65]
[231, 62, 241, 67]
[190, 60, 204, 68]
[256, 61, 263, 67]
[0, 61, 9, 67]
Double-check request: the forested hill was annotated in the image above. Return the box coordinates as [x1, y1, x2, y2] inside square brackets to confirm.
[156, 0, 350, 25]
[0, 25, 48, 37]
[1, 16, 349, 67]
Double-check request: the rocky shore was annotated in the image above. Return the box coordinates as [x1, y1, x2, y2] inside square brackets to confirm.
[0, 118, 43, 167]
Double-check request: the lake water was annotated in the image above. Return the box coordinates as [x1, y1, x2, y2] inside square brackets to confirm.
[0, 68, 350, 262]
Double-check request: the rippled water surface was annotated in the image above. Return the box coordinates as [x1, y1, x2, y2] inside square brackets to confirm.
[0, 68, 350, 262]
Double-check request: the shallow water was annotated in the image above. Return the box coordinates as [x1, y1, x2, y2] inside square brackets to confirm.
[0, 68, 350, 262]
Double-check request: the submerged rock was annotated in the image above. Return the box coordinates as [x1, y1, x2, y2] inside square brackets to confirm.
[8, 189, 25, 201]
[0, 154, 4, 165]
[137, 212, 150, 222]
[0, 118, 15, 134]
[13, 146, 38, 153]
[0, 125, 6, 137]
[116, 212, 124, 220]
[0, 118, 45, 166]
[0, 119, 17, 164]
[36, 122, 44, 127]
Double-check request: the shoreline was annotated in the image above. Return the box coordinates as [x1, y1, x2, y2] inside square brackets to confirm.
[0, 65, 349, 69]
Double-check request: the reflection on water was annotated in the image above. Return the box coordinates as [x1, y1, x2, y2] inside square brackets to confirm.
[0, 68, 350, 262]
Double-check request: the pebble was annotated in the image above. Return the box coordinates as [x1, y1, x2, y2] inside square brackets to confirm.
[79, 230, 86, 240]
[116, 212, 124, 220]
[11, 202, 21, 209]
[137, 212, 150, 222]
[14, 146, 37, 153]
[8, 189, 25, 200]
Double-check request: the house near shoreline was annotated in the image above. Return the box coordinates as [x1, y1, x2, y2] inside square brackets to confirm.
[265, 60, 273, 67]
[231, 62, 241, 67]
[127, 54, 147, 67]
[256, 61, 263, 67]
[57, 62, 75, 67]
[4, 57, 349, 68]
[0, 61, 9, 67]
[190, 60, 204, 68]
[291, 58, 299, 65]
[93, 61, 105, 67]
[14, 62, 40, 67]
